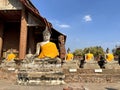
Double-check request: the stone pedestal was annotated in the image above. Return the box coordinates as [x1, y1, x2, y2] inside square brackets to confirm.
[105, 60, 120, 69]
[84, 60, 100, 69]
[62, 60, 79, 69]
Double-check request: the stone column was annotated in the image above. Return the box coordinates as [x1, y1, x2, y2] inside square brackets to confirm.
[19, 9, 27, 59]
[0, 22, 3, 57]
[58, 35, 66, 60]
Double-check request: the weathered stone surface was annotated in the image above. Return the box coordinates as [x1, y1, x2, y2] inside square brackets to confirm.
[83, 60, 100, 69]
[62, 60, 79, 69]
[63, 69, 120, 83]
[0, 68, 17, 82]
[105, 60, 120, 69]
[1, 59, 120, 84]
[63, 83, 85, 90]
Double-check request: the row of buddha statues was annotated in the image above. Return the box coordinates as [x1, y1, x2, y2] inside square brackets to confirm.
[5, 48, 114, 62]
[3, 26, 116, 67]
[79, 49, 120, 69]
[85, 51, 114, 63]
[4, 26, 73, 63]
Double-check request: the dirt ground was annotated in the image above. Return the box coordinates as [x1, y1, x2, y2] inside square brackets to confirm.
[0, 80, 120, 90]
[81, 83, 120, 90]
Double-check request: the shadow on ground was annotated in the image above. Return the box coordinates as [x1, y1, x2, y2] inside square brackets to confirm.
[105, 87, 118, 90]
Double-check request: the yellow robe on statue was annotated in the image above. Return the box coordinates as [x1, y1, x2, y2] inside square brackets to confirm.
[106, 53, 114, 62]
[66, 53, 74, 61]
[6, 53, 16, 61]
[38, 42, 59, 59]
[86, 53, 93, 61]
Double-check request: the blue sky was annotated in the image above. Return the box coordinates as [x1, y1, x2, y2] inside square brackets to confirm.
[30, 0, 120, 52]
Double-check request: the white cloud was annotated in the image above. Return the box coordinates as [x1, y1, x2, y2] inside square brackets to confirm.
[58, 24, 70, 28]
[49, 19, 70, 28]
[83, 15, 92, 22]
[116, 41, 120, 45]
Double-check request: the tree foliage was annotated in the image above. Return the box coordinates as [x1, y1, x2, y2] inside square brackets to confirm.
[73, 46, 104, 57]
[112, 46, 120, 55]
[73, 49, 83, 56]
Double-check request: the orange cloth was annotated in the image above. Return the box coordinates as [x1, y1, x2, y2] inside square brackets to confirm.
[6, 53, 16, 61]
[106, 53, 114, 62]
[66, 53, 74, 61]
[86, 53, 94, 61]
[38, 42, 59, 59]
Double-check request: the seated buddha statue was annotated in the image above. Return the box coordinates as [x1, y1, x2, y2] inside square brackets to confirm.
[34, 26, 59, 60]
[105, 53, 114, 62]
[105, 48, 114, 62]
[6, 48, 16, 61]
[66, 48, 74, 61]
[85, 51, 94, 62]
[84, 51, 100, 69]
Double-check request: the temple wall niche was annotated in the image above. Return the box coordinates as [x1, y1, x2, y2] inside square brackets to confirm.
[2, 22, 20, 58]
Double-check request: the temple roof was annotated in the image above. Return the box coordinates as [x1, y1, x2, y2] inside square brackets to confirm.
[20, 0, 66, 37]
[20, 0, 45, 25]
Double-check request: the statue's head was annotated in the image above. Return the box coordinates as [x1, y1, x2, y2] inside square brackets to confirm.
[106, 48, 109, 53]
[10, 48, 13, 53]
[43, 26, 51, 41]
[67, 48, 70, 53]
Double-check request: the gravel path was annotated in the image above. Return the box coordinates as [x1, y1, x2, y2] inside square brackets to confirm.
[0, 80, 120, 90]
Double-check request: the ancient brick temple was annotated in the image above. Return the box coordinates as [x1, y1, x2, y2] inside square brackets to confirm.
[0, 0, 66, 60]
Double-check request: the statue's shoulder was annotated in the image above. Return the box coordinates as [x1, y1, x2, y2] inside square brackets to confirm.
[49, 42, 55, 44]
[49, 42, 57, 46]
[37, 42, 41, 45]
[37, 42, 44, 46]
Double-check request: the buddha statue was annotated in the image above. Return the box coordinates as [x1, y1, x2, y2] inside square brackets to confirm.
[6, 48, 16, 61]
[66, 48, 74, 61]
[105, 53, 114, 62]
[85, 51, 94, 62]
[105, 48, 114, 62]
[34, 26, 59, 59]
[84, 51, 100, 69]
[104, 48, 117, 69]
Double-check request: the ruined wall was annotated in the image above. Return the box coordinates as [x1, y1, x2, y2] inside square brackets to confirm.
[63, 69, 120, 83]
[0, 68, 120, 84]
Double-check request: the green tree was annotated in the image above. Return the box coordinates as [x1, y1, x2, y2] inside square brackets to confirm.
[112, 46, 120, 55]
[73, 46, 104, 58]
[73, 49, 83, 56]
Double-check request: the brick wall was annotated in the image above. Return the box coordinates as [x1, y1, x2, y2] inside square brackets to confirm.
[0, 68, 120, 83]
[63, 69, 120, 83]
